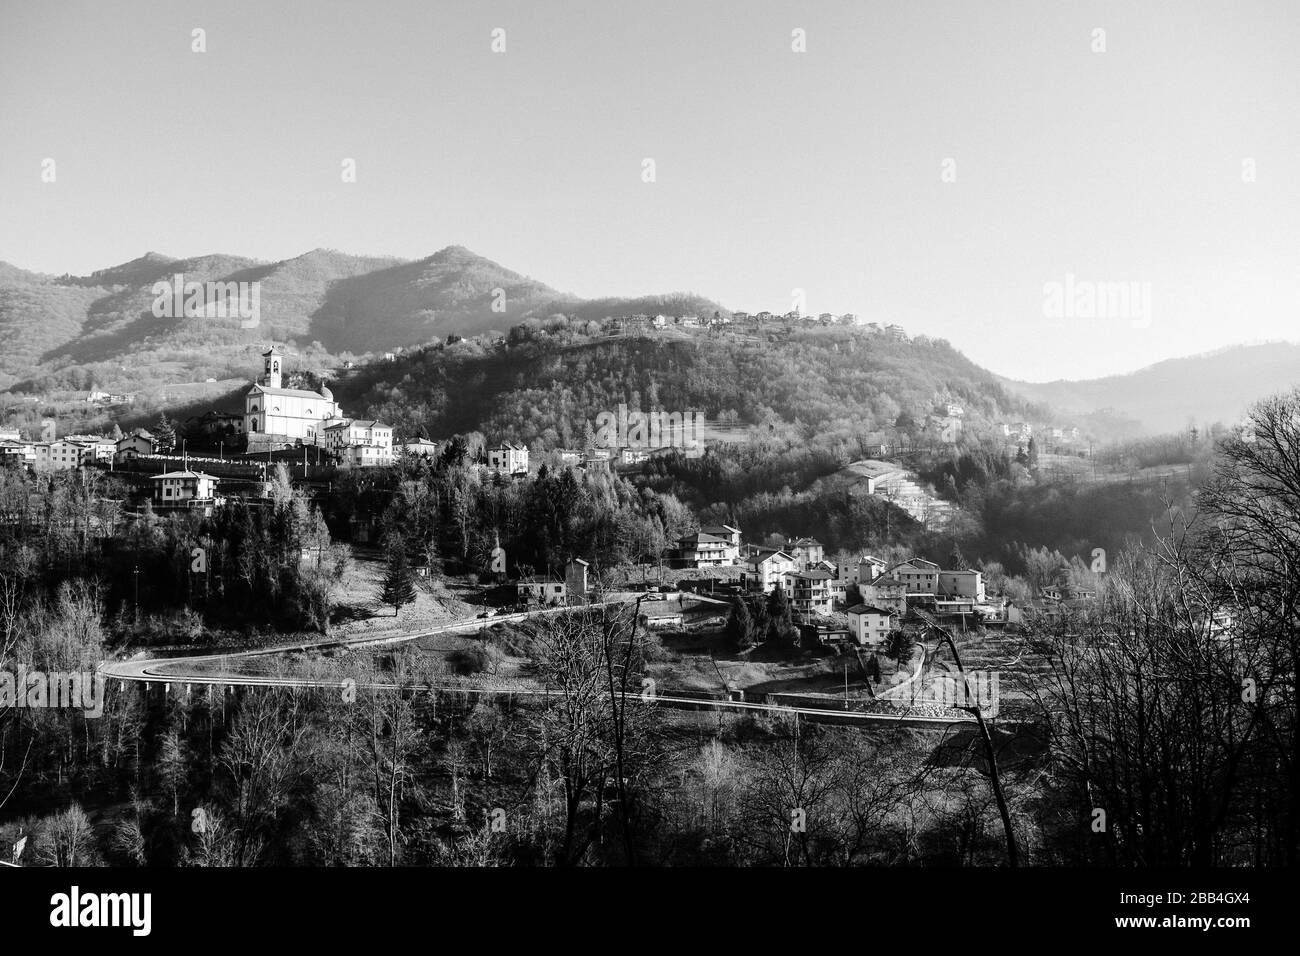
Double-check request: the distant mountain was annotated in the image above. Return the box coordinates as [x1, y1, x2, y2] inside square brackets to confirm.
[0, 246, 727, 395]
[1001, 343, 1300, 434]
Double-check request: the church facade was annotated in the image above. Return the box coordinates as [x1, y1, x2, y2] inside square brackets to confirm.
[244, 345, 341, 443]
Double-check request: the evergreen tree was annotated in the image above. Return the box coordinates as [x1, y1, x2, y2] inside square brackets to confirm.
[948, 543, 968, 570]
[886, 629, 912, 665]
[154, 413, 176, 453]
[725, 596, 754, 650]
[765, 585, 795, 645]
[381, 538, 416, 616]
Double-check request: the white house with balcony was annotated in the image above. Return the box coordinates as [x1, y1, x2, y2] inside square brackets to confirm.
[699, 524, 742, 561]
[674, 532, 734, 568]
[745, 548, 796, 591]
[152, 470, 220, 507]
[325, 419, 394, 466]
[783, 568, 834, 616]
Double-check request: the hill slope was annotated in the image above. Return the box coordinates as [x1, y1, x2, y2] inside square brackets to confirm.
[1001, 342, 1300, 434]
[0, 246, 726, 395]
[336, 322, 1046, 453]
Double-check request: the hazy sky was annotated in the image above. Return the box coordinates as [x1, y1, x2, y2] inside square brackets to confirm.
[1, 0, 1296, 381]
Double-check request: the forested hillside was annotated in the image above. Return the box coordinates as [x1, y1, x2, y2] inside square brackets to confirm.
[341, 319, 1049, 456]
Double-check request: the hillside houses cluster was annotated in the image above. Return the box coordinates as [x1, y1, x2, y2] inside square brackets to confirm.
[670, 524, 1016, 647]
[595, 310, 908, 340]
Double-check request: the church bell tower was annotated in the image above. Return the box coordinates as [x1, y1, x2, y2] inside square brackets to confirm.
[262, 344, 284, 389]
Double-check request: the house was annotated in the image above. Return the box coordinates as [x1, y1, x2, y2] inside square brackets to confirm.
[35, 439, 92, 471]
[0, 439, 35, 467]
[699, 524, 742, 560]
[884, 324, 907, 340]
[0, 428, 19, 442]
[745, 548, 796, 591]
[115, 430, 155, 460]
[152, 470, 220, 507]
[66, 436, 115, 463]
[756, 311, 773, 322]
[565, 558, 589, 604]
[938, 569, 985, 602]
[783, 568, 834, 616]
[943, 402, 964, 418]
[403, 438, 440, 460]
[837, 555, 887, 589]
[818, 312, 834, 322]
[651, 314, 670, 328]
[784, 537, 825, 569]
[846, 604, 894, 646]
[887, 558, 940, 595]
[342, 442, 395, 468]
[798, 622, 853, 647]
[244, 346, 341, 442]
[516, 575, 566, 605]
[325, 420, 394, 466]
[841, 313, 860, 325]
[620, 447, 651, 466]
[860, 577, 909, 616]
[677, 315, 700, 328]
[675, 532, 735, 568]
[487, 441, 529, 476]
[731, 311, 751, 322]
[188, 410, 244, 439]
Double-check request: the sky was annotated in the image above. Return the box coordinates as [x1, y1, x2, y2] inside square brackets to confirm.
[1, 0, 1297, 381]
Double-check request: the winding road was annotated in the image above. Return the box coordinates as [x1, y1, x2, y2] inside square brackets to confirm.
[100, 600, 975, 727]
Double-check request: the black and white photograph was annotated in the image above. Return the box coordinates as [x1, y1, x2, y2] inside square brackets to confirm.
[0, 0, 1290, 938]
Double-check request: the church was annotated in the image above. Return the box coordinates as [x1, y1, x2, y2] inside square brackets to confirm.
[244, 345, 341, 444]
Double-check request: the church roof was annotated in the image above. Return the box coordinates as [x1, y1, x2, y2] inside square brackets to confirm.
[248, 383, 333, 401]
